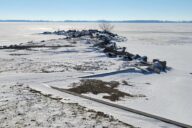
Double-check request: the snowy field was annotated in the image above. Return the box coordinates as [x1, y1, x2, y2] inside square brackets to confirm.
[0, 22, 192, 128]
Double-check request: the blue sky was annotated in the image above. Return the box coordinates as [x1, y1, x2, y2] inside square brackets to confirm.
[0, 0, 192, 20]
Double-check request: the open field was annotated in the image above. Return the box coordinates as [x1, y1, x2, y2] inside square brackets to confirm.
[0, 22, 192, 128]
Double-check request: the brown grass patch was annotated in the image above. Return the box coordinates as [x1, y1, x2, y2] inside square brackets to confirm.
[67, 79, 134, 101]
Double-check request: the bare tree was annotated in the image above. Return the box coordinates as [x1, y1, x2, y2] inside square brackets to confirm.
[99, 22, 114, 32]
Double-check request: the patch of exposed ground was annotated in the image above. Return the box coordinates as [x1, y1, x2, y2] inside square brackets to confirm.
[9, 53, 30, 56]
[0, 44, 75, 50]
[122, 80, 134, 86]
[0, 84, 135, 128]
[0, 57, 113, 73]
[67, 79, 139, 101]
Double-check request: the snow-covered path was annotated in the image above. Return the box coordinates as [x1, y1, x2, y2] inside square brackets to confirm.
[0, 73, 182, 128]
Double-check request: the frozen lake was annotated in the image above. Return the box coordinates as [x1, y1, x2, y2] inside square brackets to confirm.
[0, 22, 192, 45]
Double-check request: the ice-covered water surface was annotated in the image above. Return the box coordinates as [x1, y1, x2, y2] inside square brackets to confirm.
[1, 22, 192, 45]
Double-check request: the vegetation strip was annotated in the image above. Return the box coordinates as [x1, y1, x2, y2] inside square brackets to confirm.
[0, 45, 74, 50]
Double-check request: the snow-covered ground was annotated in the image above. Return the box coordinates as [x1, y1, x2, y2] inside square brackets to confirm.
[0, 83, 132, 128]
[0, 22, 192, 127]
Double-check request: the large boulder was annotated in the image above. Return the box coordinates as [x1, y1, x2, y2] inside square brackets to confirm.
[43, 31, 52, 34]
[53, 30, 65, 35]
[74, 31, 81, 37]
[103, 46, 116, 53]
[123, 56, 132, 61]
[132, 54, 141, 60]
[107, 52, 117, 58]
[147, 60, 167, 73]
[139, 56, 148, 63]
[123, 52, 134, 61]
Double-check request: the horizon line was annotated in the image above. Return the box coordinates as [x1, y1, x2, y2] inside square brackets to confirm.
[0, 19, 192, 23]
